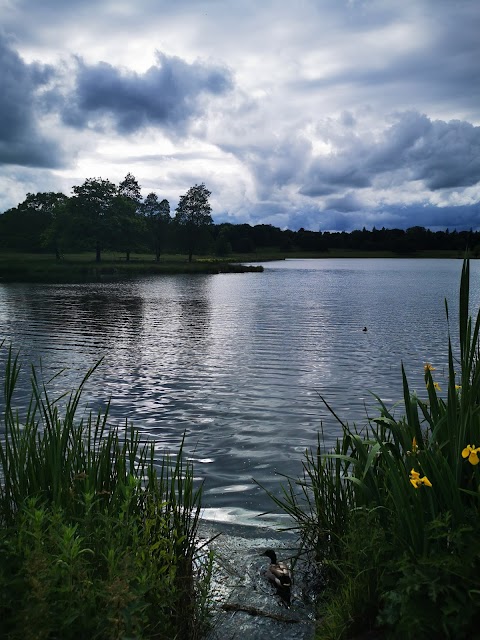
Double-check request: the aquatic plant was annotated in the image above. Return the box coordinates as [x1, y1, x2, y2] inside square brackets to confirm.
[0, 349, 211, 639]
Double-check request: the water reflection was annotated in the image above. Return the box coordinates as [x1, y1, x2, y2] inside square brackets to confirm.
[0, 259, 478, 524]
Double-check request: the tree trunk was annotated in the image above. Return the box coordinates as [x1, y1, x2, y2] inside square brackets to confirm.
[188, 249, 193, 263]
[126, 250, 130, 261]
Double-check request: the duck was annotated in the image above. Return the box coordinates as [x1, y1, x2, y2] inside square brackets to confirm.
[362, 326, 368, 332]
[262, 549, 292, 590]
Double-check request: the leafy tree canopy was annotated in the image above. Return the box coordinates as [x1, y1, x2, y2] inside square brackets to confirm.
[174, 183, 213, 262]
[118, 172, 142, 204]
[142, 193, 172, 261]
[174, 183, 212, 228]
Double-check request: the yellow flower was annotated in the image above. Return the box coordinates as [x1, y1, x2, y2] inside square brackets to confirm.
[424, 362, 436, 372]
[412, 437, 418, 453]
[455, 385, 461, 391]
[409, 468, 420, 488]
[426, 380, 441, 391]
[409, 468, 432, 489]
[462, 444, 480, 466]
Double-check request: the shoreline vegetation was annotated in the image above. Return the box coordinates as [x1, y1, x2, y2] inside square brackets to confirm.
[0, 261, 479, 638]
[0, 248, 476, 283]
[0, 251, 263, 283]
[0, 352, 212, 639]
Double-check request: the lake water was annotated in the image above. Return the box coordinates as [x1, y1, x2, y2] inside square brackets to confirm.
[0, 258, 478, 526]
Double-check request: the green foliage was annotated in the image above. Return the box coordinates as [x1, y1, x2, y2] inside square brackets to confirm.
[115, 173, 146, 260]
[0, 192, 67, 254]
[0, 347, 212, 639]
[174, 183, 213, 262]
[378, 513, 480, 639]
[317, 510, 386, 640]
[142, 192, 171, 261]
[214, 232, 232, 257]
[272, 259, 480, 639]
[67, 177, 118, 261]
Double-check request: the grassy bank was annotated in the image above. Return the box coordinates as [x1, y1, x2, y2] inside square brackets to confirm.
[272, 259, 480, 639]
[0, 249, 474, 283]
[0, 251, 263, 283]
[0, 350, 212, 639]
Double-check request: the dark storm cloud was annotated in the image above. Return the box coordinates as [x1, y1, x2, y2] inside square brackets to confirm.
[300, 161, 371, 197]
[312, 202, 480, 233]
[0, 34, 64, 167]
[324, 192, 364, 213]
[369, 203, 480, 232]
[59, 53, 233, 134]
[301, 112, 480, 197]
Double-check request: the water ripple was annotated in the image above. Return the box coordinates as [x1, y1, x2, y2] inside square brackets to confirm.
[0, 259, 478, 524]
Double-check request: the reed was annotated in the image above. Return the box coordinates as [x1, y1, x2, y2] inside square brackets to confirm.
[0, 349, 211, 639]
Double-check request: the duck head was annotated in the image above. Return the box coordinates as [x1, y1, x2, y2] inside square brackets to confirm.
[262, 549, 278, 564]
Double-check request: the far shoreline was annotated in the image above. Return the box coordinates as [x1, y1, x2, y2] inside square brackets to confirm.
[0, 249, 474, 284]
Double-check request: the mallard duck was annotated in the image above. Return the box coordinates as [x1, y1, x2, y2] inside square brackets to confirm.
[262, 549, 292, 590]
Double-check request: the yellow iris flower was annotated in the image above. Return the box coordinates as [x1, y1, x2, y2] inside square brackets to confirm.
[424, 362, 436, 372]
[462, 444, 480, 466]
[409, 468, 432, 489]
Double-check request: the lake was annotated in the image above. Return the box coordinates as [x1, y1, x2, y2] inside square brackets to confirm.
[0, 258, 478, 526]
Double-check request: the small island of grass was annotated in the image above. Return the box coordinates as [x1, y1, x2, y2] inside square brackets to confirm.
[0, 251, 263, 283]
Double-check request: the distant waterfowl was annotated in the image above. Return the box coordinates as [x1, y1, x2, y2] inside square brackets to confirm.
[363, 326, 368, 332]
[262, 549, 292, 591]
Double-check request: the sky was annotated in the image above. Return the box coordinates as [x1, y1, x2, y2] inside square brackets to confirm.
[1, 0, 480, 232]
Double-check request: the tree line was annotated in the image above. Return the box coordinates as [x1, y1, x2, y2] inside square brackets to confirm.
[0, 173, 478, 259]
[0, 174, 213, 263]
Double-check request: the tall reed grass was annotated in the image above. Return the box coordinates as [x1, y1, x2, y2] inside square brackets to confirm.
[271, 260, 480, 639]
[0, 349, 211, 639]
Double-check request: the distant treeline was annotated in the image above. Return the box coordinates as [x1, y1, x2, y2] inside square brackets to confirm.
[0, 173, 478, 260]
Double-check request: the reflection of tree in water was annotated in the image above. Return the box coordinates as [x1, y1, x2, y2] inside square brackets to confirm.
[75, 289, 144, 347]
[8, 284, 144, 356]
[177, 297, 211, 346]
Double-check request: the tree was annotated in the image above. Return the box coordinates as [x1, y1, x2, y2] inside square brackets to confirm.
[174, 183, 213, 262]
[142, 193, 171, 261]
[118, 172, 142, 203]
[67, 177, 117, 262]
[0, 192, 68, 254]
[114, 173, 144, 261]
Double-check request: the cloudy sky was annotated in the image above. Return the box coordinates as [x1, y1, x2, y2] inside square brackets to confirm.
[1, 0, 479, 231]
